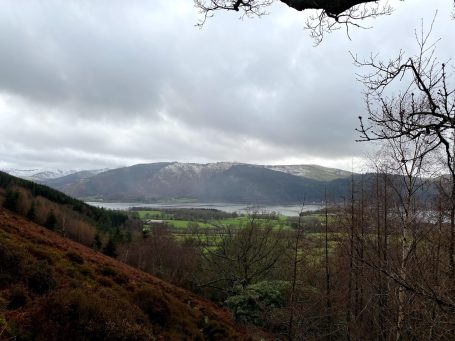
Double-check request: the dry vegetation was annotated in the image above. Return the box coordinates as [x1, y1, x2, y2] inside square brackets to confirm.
[0, 207, 247, 340]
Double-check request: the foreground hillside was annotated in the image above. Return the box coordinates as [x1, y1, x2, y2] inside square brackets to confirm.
[43, 162, 353, 203]
[0, 207, 245, 340]
[0, 170, 139, 253]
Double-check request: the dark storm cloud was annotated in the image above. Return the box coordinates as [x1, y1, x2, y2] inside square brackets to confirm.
[0, 0, 453, 170]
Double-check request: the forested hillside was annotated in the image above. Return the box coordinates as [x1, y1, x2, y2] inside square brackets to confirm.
[0, 171, 138, 251]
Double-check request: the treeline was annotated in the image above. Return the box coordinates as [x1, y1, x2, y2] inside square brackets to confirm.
[0, 171, 128, 230]
[131, 207, 239, 221]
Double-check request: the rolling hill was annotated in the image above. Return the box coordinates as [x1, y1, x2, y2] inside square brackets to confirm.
[43, 162, 354, 203]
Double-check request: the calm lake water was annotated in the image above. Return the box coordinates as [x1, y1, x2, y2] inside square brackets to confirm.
[86, 202, 322, 217]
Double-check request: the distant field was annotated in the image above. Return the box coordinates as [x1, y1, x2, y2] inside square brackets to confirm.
[135, 208, 340, 262]
[136, 210, 162, 219]
[164, 220, 212, 229]
[135, 209, 290, 230]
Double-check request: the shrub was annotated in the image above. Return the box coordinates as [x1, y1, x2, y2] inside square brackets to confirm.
[132, 287, 171, 325]
[225, 280, 289, 325]
[23, 260, 57, 295]
[0, 243, 25, 281]
[66, 251, 84, 264]
[202, 320, 232, 339]
[7, 285, 29, 310]
[78, 265, 94, 278]
[26, 288, 154, 341]
[99, 265, 117, 277]
[97, 276, 114, 287]
[98, 265, 128, 285]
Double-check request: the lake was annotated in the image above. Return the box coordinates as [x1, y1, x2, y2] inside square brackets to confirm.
[86, 201, 322, 217]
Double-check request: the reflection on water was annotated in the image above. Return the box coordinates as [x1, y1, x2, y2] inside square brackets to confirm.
[86, 202, 322, 217]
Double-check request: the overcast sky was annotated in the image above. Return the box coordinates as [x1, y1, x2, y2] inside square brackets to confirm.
[0, 0, 453, 172]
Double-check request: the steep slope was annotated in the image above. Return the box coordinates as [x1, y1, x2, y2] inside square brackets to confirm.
[0, 170, 139, 253]
[44, 169, 113, 193]
[0, 207, 245, 340]
[44, 162, 352, 203]
[57, 162, 175, 202]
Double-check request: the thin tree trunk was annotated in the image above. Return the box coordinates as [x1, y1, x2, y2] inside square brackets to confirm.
[288, 204, 304, 341]
[376, 172, 385, 341]
[380, 172, 389, 341]
[325, 188, 332, 340]
[346, 173, 355, 340]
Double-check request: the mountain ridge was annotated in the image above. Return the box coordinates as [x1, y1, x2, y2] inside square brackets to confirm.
[40, 162, 354, 204]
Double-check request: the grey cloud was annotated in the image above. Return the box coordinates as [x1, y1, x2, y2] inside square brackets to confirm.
[0, 0, 453, 170]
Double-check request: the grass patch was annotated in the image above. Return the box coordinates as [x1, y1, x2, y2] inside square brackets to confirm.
[136, 210, 163, 219]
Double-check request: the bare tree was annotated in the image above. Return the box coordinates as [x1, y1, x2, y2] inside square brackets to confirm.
[196, 212, 287, 294]
[370, 133, 432, 339]
[195, 1, 455, 44]
[287, 203, 306, 340]
[356, 19, 455, 275]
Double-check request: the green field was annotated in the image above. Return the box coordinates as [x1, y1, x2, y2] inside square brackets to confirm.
[135, 209, 290, 230]
[136, 210, 162, 219]
[135, 208, 341, 262]
[164, 220, 212, 229]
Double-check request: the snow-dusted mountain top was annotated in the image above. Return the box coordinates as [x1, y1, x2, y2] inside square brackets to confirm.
[265, 164, 352, 181]
[162, 162, 239, 174]
[3, 162, 353, 184]
[1, 168, 78, 181]
[1, 168, 109, 182]
[154, 162, 352, 182]
[39, 162, 355, 203]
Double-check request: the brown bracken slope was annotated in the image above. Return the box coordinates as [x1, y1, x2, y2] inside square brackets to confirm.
[0, 207, 248, 340]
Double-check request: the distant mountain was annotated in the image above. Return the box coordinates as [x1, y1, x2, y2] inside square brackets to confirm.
[43, 162, 354, 204]
[1, 168, 77, 181]
[2, 168, 108, 182]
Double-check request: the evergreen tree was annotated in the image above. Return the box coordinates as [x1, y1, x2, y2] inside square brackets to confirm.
[94, 233, 102, 250]
[27, 202, 36, 221]
[44, 210, 57, 231]
[3, 189, 20, 212]
[103, 237, 117, 257]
